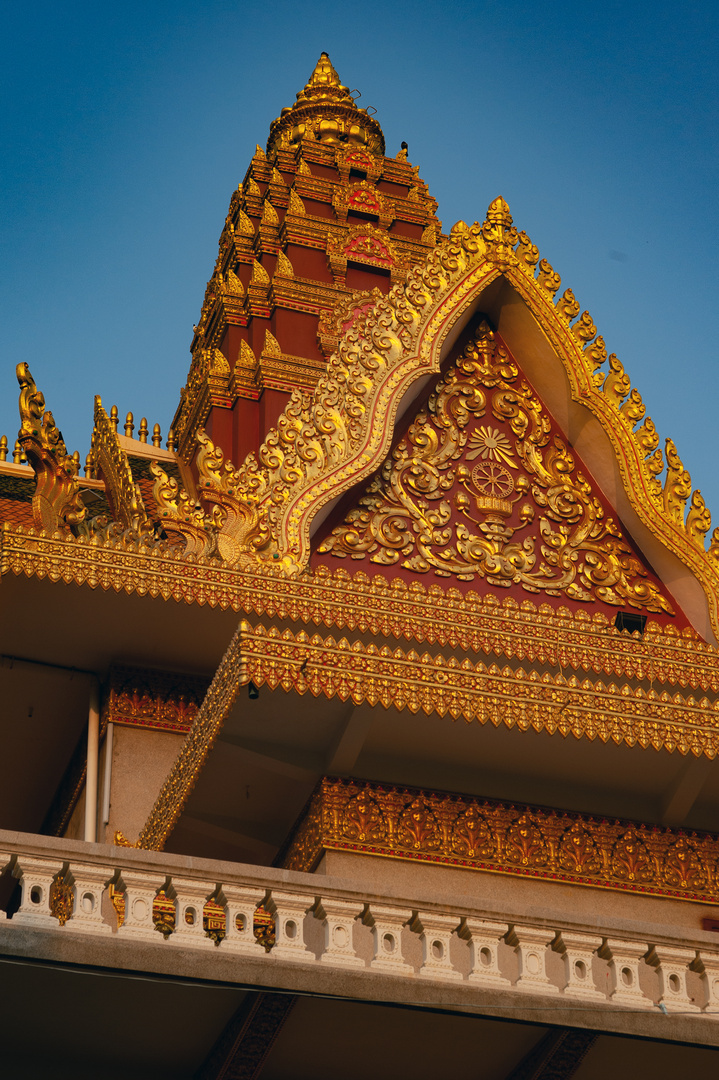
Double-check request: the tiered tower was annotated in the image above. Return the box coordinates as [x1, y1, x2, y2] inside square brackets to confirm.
[170, 53, 442, 470]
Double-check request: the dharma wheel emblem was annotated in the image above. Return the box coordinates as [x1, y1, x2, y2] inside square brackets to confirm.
[472, 461, 514, 500]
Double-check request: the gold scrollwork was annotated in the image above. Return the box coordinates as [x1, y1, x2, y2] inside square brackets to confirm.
[283, 777, 719, 907]
[318, 322, 673, 614]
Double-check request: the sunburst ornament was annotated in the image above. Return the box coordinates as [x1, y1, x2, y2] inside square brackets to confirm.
[466, 426, 517, 468]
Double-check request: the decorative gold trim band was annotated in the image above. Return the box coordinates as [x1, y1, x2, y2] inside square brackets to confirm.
[2, 526, 716, 691]
[241, 623, 719, 758]
[282, 776, 719, 907]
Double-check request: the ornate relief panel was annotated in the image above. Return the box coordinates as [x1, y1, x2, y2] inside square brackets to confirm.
[282, 777, 719, 907]
[316, 321, 674, 616]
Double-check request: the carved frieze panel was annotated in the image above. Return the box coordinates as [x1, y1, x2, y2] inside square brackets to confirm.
[282, 776, 719, 906]
[102, 665, 210, 734]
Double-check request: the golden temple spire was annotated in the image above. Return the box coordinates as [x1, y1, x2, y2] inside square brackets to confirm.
[295, 52, 354, 105]
[267, 52, 385, 156]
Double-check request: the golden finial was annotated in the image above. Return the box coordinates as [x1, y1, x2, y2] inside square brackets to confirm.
[152, 423, 162, 448]
[124, 412, 134, 438]
[72, 450, 81, 471]
[266, 52, 385, 156]
[13, 439, 23, 464]
[166, 427, 177, 452]
[138, 417, 148, 444]
[0, 435, 7, 462]
[85, 452, 94, 478]
[110, 405, 119, 430]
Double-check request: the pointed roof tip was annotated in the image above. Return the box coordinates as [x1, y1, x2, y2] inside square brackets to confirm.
[297, 51, 351, 103]
[266, 52, 385, 156]
[487, 196, 513, 224]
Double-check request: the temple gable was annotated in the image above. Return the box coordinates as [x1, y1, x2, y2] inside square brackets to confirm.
[314, 321, 679, 621]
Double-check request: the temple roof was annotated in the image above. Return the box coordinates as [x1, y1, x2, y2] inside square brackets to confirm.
[266, 52, 385, 156]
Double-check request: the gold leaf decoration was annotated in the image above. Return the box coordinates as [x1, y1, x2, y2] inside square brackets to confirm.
[318, 321, 673, 614]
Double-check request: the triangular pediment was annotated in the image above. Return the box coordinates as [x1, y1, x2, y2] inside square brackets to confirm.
[313, 320, 681, 624]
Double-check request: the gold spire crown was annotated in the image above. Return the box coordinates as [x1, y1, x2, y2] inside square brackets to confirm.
[267, 52, 385, 156]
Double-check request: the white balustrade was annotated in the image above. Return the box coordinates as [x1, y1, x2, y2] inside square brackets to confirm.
[464, 917, 512, 988]
[318, 897, 365, 968]
[509, 925, 559, 993]
[649, 945, 701, 1013]
[554, 931, 605, 1000]
[368, 904, 413, 974]
[269, 890, 312, 962]
[4, 843, 719, 1022]
[601, 939, 654, 1008]
[413, 911, 463, 982]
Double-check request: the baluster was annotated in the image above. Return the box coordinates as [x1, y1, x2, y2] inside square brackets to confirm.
[648, 945, 701, 1012]
[268, 890, 312, 962]
[317, 897, 365, 968]
[169, 877, 217, 947]
[553, 931, 605, 999]
[695, 950, 719, 1013]
[412, 911, 463, 981]
[599, 939, 654, 1008]
[508, 925, 559, 994]
[68, 864, 112, 934]
[366, 903, 413, 974]
[11, 856, 64, 926]
[463, 918, 512, 987]
[115, 871, 165, 939]
[222, 884, 266, 955]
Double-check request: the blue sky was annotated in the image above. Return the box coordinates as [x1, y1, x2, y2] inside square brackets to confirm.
[2, 2, 718, 520]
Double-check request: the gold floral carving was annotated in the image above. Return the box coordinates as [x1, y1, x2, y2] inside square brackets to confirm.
[318, 323, 672, 613]
[282, 777, 719, 907]
[236, 622, 719, 758]
[49, 873, 74, 926]
[16, 364, 87, 532]
[195, 429, 275, 565]
[2, 526, 717, 691]
[137, 625, 247, 850]
[102, 665, 210, 734]
[206, 196, 719, 642]
[90, 398, 149, 533]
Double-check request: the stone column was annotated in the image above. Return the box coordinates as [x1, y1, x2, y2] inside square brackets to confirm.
[269, 890, 312, 962]
[510, 925, 559, 994]
[649, 945, 701, 1013]
[464, 918, 512, 988]
[600, 939, 654, 1008]
[554, 931, 605, 1000]
[319, 897, 365, 968]
[368, 904, 413, 975]
[413, 912, 463, 981]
